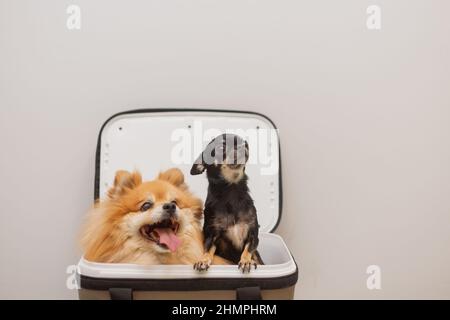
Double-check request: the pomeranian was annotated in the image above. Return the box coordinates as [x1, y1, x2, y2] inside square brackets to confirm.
[81, 168, 228, 265]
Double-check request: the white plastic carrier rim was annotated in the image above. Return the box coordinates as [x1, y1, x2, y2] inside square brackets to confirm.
[77, 233, 296, 280]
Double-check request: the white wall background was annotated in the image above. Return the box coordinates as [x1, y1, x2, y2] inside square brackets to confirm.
[1, 0, 450, 299]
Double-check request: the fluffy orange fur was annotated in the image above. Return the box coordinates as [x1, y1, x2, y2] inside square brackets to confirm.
[81, 168, 228, 265]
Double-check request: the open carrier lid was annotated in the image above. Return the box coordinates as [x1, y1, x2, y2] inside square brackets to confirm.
[95, 109, 282, 232]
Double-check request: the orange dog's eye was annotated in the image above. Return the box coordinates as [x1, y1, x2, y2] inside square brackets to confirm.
[140, 201, 153, 212]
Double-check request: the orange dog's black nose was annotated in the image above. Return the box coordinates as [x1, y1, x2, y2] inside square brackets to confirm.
[162, 202, 176, 214]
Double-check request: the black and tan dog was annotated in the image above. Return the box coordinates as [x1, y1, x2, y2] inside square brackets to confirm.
[191, 134, 263, 273]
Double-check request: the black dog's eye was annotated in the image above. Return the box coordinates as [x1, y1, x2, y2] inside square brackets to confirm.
[140, 201, 153, 212]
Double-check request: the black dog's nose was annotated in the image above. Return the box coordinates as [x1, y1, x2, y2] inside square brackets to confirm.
[162, 202, 176, 214]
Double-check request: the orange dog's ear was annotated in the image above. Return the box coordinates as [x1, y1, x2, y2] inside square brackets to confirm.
[108, 170, 142, 198]
[158, 168, 185, 187]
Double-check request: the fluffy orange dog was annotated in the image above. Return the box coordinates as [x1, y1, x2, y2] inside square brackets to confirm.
[82, 168, 228, 265]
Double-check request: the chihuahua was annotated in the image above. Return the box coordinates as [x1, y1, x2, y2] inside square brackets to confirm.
[191, 133, 263, 273]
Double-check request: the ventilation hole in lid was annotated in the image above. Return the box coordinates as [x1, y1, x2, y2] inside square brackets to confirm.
[119, 127, 123, 131]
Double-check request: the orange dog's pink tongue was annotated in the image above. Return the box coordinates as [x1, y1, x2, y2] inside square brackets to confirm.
[154, 228, 181, 252]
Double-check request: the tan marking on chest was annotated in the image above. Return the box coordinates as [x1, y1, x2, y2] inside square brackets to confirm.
[226, 223, 249, 250]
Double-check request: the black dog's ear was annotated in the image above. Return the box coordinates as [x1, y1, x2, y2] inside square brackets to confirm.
[190, 153, 206, 175]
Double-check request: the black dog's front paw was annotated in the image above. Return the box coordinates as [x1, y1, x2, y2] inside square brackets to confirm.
[193, 255, 212, 272]
[238, 258, 257, 273]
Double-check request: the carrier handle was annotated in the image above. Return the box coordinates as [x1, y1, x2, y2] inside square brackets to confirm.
[109, 288, 133, 300]
[107, 286, 261, 300]
[236, 286, 262, 300]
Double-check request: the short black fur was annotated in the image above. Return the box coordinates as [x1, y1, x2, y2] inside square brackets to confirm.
[191, 134, 263, 270]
